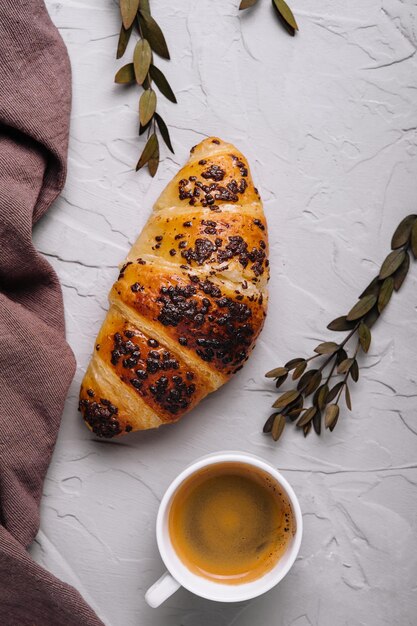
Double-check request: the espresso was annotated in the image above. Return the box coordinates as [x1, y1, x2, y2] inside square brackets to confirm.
[168, 462, 295, 584]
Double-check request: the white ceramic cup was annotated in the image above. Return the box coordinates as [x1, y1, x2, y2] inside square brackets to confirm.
[145, 451, 303, 607]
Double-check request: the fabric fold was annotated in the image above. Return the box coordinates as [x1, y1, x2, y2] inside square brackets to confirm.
[0, 1, 104, 624]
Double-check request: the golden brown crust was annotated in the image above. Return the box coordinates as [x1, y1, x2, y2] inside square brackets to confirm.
[79, 137, 269, 437]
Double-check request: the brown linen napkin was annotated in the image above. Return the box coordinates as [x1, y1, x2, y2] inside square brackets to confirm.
[0, 2, 104, 624]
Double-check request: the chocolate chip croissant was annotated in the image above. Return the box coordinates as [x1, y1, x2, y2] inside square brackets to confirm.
[79, 138, 269, 437]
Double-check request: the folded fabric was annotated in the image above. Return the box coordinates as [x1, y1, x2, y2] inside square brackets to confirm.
[0, 2, 104, 624]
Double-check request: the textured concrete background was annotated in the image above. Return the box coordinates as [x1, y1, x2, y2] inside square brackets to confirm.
[31, 1, 417, 624]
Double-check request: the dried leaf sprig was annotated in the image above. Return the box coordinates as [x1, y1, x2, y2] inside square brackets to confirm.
[115, 0, 176, 176]
[239, 0, 298, 37]
[264, 214, 417, 442]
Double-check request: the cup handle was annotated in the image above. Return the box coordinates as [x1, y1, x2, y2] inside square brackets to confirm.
[145, 571, 181, 608]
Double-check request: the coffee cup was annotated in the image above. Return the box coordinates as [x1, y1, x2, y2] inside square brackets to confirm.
[145, 451, 302, 607]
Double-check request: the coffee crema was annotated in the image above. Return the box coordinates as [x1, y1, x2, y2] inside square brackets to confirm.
[168, 461, 296, 584]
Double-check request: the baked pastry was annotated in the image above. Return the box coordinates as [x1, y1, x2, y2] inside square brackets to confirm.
[79, 137, 269, 437]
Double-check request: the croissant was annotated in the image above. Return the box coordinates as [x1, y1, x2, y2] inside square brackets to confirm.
[79, 138, 269, 437]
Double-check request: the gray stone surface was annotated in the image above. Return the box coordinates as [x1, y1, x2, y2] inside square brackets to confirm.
[31, 1, 417, 624]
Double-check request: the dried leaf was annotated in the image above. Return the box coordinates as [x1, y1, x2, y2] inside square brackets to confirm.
[378, 276, 394, 313]
[265, 366, 288, 378]
[364, 307, 380, 329]
[379, 249, 406, 280]
[239, 0, 259, 8]
[337, 358, 354, 374]
[346, 294, 377, 321]
[133, 39, 152, 85]
[303, 421, 312, 437]
[272, 389, 300, 409]
[263, 413, 278, 433]
[272, 0, 298, 35]
[359, 277, 381, 299]
[336, 348, 348, 364]
[313, 410, 321, 435]
[149, 65, 176, 103]
[139, 10, 170, 59]
[326, 382, 344, 403]
[275, 373, 288, 389]
[393, 251, 410, 291]
[327, 316, 356, 332]
[139, 88, 157, 126]
[358, 321, 371, 353]
[271, 414, 286, 442]
[412, 219, 417, 258]
[391, 214, 417, 249]
[292, 361, 307, 380]
[147, 135, 159, 177]
[117, 23, 133, 59]
[120, 0, 140, 30]
[314, 341, 339, 355]
[115, 63, 135, 84]
[296, 407, 316, 427]
[345, 385, 352, 411]
[297, 369, 316, 392]
[303, 370, 322, 396]
[135, 133, 158, 171]
[316, 384, 329, 410]
[285, 358, 305, 371]
[325, 404, 339, 430]
[350, 360, 359, 382]
[139, 119, 152, 135]
[154, 113, 174, 153]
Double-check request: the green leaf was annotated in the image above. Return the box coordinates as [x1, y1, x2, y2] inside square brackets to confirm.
[327, 316, 356, 332]
[271, 414, 286, 442]
[412, 219, 417, 258]
[325, 404, 339, 430]
[358, 321, 371, 353]
[115, 63, 135, 84]
[391, 214, 417, 249]
[297, 407, 317, 427]
[139, 10, 170, 59]
[393, 251, 410, 291]
[378, 276, 394, 313]
[272, 0, 298, 35]
[239, 0, 259, 9]
[136, 133, 158, 171]
[272, 389, 300, 409]
[265, 366, 288, 378]
[133, 39, 152, 85]
[117, 23, 133, 59]
[314, 341, 339, 355]
[120, 0, 140, 30]
[346, 294, 377, 321]
[379, 249, 406, 280]
[149, 65, 177, 103]
[154, 113, 174, 153]
[139, 88, 157, 126]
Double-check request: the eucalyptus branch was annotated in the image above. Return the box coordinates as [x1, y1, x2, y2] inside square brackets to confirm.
[115, 0, 176, 176]
[239, 0, 298, 36]
[264, 214, 417, 442]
